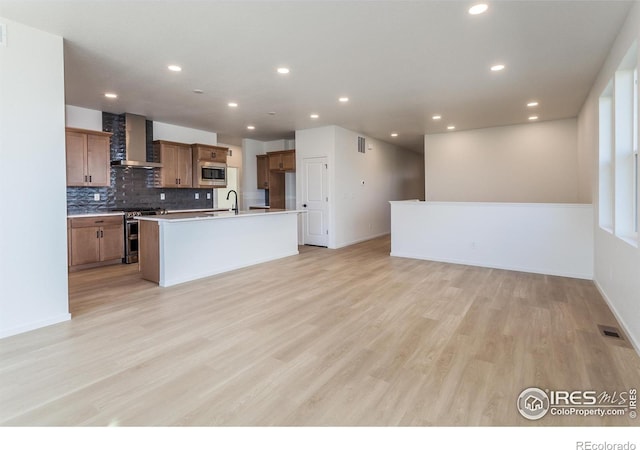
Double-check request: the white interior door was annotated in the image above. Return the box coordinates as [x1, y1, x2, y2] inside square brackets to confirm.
[303, 157, 328, 247]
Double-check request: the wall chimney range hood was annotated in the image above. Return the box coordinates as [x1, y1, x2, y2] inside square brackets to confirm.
[111, 113, 163, 168]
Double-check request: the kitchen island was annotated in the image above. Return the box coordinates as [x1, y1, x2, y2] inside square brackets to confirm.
[138, 209, 304, 287]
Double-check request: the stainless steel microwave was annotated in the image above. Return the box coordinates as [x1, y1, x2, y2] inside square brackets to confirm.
[197, 161, 227, 187]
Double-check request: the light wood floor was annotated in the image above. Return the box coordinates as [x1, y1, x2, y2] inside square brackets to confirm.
[1, 236, 639, 426]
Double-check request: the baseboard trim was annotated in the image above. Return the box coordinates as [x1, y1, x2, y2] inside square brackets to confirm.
[593, 279, 640, 357]
[0, 313, 72, 340]
[332, 232, 390, 250]
[389, 251, 593, 280]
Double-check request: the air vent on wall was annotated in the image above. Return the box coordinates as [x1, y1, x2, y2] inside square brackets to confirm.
[358, 136, 366, 154]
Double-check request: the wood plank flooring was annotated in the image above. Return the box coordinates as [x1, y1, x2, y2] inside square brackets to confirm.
[1, 236, 639, 426]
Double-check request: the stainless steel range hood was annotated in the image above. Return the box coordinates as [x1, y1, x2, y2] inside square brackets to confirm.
[111, 113, 163, 168]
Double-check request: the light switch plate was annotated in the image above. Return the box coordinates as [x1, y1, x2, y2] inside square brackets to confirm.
[207, 192, 211, 200]
[195, 193, 199, 199]
[160, 193, 165, 200]
[93, 193, 100, 201]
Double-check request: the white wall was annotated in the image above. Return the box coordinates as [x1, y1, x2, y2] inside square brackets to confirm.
[334, 127, 424, 248]
[264, 139, 295, 152]
[65, 105, 220, 147]
[0, 18, 71, 338]
[296, 125, 425, 249]
[65, 105, 102, 131]
[578, 2, 640, 351]
[425, 119, 581, 203]
[390, 201, 594, 279]
[153, 122, 217, 145]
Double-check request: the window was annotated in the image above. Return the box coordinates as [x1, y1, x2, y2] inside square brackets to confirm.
[598, 42, 639, 246]
[599, 84, 613, 231]
[634, 68, 639, 233]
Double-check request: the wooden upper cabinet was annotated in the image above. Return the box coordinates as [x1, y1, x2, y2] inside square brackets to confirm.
[268, 150, 296, 172]
[65, 128, 112, 187]
[66, 132, 87, 186]
[257, 155, 269, 189]
[86, 134, 111, 186]
[192, 144, 228, 163]
[155, 140, 193, 188]
[281, 150, 295, 171]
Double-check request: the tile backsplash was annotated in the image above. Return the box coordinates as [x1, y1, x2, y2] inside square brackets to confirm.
[66, 112, 216, 214]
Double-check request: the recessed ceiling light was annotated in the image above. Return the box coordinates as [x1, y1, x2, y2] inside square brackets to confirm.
[432, 115, 442, 120]
[529, 116, 539, 121]
[168, 65, 182, 72]
[527, 101, 539, 107]
[247, 125, 255, 130]
[491, 64, 505, 72]
[391, 133, 398, 137]
[104, 93, 117, 99]
[228, 102, 238, 108]
[193, 89, 204, 94]
[277, 67, 290, 74]
[447, 125, 456, 130]
[468, 3, 488, 15]
[310, 114, 319, 119]
[339, 97, 349, 103]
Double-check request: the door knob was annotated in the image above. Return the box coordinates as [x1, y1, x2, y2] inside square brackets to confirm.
[303, 204, 307, 208]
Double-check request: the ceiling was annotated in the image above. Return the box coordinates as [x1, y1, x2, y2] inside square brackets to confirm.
[0, 1, 633, 152]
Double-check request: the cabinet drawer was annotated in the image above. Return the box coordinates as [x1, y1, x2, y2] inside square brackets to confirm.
[70, 216, 123, 228]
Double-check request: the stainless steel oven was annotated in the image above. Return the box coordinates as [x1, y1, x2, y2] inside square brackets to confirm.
[125, 218, 139, 264]
[118, 209, 167, 263]
[197, 161, 227, 187]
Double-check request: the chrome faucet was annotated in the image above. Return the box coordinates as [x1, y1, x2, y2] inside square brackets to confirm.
[226, 189, 239, 215]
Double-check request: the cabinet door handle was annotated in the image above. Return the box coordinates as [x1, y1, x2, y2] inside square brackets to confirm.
[95, 220, 104, 224]
[85, 175, 88, 182]
[96, 230, 100, 238]
[100, 230, 104, 238]
[89, 175, 92, 182]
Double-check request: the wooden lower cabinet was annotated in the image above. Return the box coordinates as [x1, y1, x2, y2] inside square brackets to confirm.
[68, 216, 124, 271]
[139, 220, 160, 283]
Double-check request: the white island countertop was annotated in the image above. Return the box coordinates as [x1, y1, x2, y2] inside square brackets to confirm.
[137, 208, 305, 223]
[138, 208, 305, 287]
